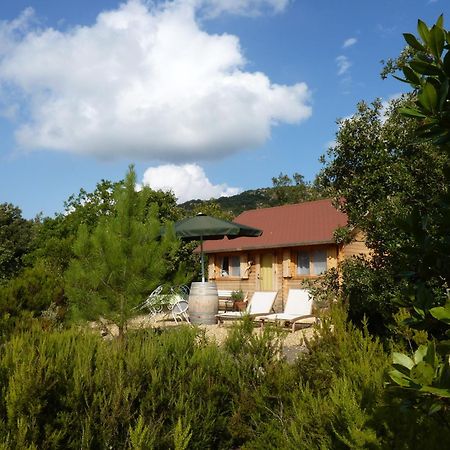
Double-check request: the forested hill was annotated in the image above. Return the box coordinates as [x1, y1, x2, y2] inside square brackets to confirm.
[179, 188, 274, 217]
[179, 180, 326, 217]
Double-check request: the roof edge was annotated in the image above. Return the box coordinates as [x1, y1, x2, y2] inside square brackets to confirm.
[201, 239, 337, 254]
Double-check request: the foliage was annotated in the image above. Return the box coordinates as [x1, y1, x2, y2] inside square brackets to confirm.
[0, 261, 65, 318]
[299, 267, 340, 311]
[271, 172, 322, 205]
[396, 15, 450, 144]
[180, 175, 326, 217]
[65, 166, 180, 338]
[189, 200, 234, 221]
[0, 326, 237, 449]
[1, 308, 449, 448]
[383, 16, 450, 412]
[230, 289, 245, 301]
[339, 258, 408, 337]
[318, 93, 447, 337]
[246, 307, 449, 449]
[180, 188, 273, 216]
[319, 97, 446, 267]
[0, 203, 35, 282]
[333, 225, 355, 245]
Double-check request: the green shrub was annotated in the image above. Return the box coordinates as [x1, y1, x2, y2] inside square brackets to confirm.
[256, 307, 450, 449]
[1, 310, 448, 448]
[0, 262, 65, 318]
[339, 257, 405, 337]
[0, 326, 238, 449]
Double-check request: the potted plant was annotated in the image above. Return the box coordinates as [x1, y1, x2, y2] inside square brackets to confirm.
[231, 289, 247, 311]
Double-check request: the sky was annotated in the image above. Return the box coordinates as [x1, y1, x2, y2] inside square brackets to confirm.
[0, 0, 448, 219]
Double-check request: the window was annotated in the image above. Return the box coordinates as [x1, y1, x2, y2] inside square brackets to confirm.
[296, 249, 328, 276]
[312, 250, 327, 275]
[297, 251, 310, 275]
[220, 255, 240, 277]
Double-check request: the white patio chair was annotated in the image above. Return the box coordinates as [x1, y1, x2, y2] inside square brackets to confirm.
[133, 285, 164, 317]
[170, 298, 190, 323]
[259, 288, 316, 332]
[216, 291, 277, 325]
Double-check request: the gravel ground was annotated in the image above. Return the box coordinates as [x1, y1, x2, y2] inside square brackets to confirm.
[97, 314, 317, 363]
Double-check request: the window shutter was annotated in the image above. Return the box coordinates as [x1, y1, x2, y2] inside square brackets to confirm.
[240, 253, 249, 279]
[326, 246, 338, 269]
[208, 255, 216, 280]
[282, 249, 292, 277]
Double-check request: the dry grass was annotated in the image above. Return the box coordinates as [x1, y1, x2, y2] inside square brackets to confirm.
[91, 313, 316, 362]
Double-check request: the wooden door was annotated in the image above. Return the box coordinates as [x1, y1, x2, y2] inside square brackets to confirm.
[260, 253, 273, 291]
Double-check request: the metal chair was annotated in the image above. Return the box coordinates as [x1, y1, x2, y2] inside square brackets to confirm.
[170, 298, 190, 323]
[134, 285, 164, 316]
[167, 285, 190, 323]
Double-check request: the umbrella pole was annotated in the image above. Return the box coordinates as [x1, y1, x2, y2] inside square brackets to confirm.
[200, 236, 205, 282]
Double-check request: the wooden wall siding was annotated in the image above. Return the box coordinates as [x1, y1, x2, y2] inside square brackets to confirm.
[206, 241, 364, 312]
[327, 246, 338, 269]
[275, 250, 284, 310]
[208, 251, 260, 299]
[339, 231, 371, 262]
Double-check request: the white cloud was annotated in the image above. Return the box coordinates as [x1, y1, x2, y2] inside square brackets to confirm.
[342, 37, 357, 48]
[194, 0, 289, 18]
[336, 55, 351, 76]
[0, 0, 310, 161]
[142, 163, 241, 202]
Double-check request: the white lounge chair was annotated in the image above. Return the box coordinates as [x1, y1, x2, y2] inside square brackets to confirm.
[216, 291, 277, 325]
[259, 289, 315, 332]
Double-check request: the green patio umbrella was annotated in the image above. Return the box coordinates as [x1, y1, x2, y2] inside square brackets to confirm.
[174, 213, 262, 282]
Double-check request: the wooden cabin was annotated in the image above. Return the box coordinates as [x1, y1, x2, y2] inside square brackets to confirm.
[201, 199, 369, 309]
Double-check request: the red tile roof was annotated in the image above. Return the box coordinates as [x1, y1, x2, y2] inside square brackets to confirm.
[201, 199, 347, 253]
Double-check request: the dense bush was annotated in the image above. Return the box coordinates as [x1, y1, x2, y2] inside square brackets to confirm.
[0, 326, 233, 449]
[245, 307, 449, 449]
[1, 309, 448, 449]
[338, 258, 407, 338]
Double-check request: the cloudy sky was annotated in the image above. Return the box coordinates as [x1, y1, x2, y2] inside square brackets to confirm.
[0, 0, 448, 217]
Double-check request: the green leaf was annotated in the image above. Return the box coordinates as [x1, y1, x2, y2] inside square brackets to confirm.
[413, 305, 426, 319]
[436, 14, 444, 29]
[399, 107, 427, 118]
[392, 75, 409, 84]
[418, 82, 438, 112]
[410, 361, 435, 385]
[429, 403, 442, 415]
[429, 25, 446, 58]
[410, 60, 442, 76]
[402, 66, 422, 85]
[403, 33, 425, 51]
[420, 385, 450, 398]
[418, 19, 430, 45]
[414, 345, 428, 364]
[393, 352, 414, 369]
[424, 341, 437, 368]
[388, 369, 414, 387]
[438, 78, 449, 111]
[430, 300, 450, 324]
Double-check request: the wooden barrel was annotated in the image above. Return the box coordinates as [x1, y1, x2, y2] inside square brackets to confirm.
[188, 282, 219, 325]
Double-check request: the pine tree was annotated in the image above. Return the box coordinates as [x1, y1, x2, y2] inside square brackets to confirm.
[65, 165, 178, 339]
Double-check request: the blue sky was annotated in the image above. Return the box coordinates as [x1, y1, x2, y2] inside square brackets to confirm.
[0, 0, 448, 219]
